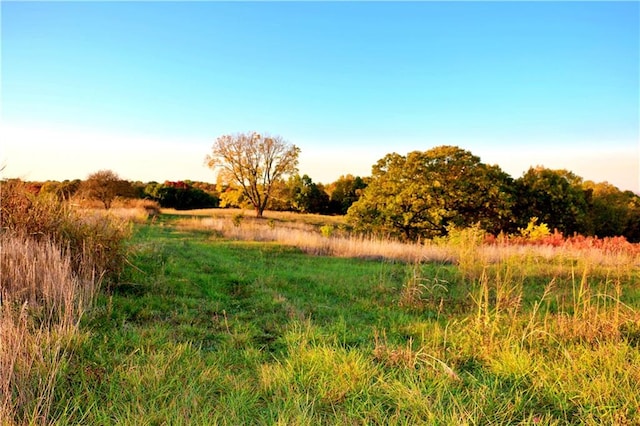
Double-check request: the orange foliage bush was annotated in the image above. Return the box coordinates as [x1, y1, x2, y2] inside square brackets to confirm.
[484, 230, 639, 256]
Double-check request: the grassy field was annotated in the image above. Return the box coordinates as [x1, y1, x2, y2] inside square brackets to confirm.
[29, 212, 640, 424]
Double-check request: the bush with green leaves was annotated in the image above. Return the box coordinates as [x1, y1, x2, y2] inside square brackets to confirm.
[144, 181, 219, 210]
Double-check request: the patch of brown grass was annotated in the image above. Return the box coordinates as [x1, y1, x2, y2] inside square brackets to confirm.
[163, 207, 346, 227]
[0, 180, 131, 424]
[176, 215, 453, 263]
[175, 214, 640, 276]
[1, 234, 92, 424]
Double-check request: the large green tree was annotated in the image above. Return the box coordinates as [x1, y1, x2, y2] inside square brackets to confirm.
[513, 167, 589, 236]
[346, 146, 515, 240]
[206, 132, 300, 218]
[583, 181, 640, 241]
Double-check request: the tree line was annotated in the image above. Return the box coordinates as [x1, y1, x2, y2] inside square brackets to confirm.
[344, 145, 640, 242]
[12, 170, 365, 215]
[11, 132, 640, 243]
[205, 132, 640, 242]
[17, 172, 220, 211]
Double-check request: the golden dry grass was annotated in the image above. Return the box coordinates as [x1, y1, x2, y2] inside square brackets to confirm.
[0, 234, 95, 423]
[162, 207, 346, 226]
[176, 215, 453, 263]
[78, 206, 152, 224]
[174, 213, 640, 274]
[0, 180, 132, 424]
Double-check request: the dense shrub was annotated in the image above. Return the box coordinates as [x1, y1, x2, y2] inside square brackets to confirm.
[1, 179, 131, 281]
[144, 181, 219, 210]
[1, 179, 132, 424]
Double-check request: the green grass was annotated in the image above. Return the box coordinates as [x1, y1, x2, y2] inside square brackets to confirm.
[47, 215, 640, 424]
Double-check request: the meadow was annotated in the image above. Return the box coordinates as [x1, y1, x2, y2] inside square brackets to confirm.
[3, 202, 640, 424]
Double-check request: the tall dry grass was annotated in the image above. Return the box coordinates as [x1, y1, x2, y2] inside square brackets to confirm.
[176, 215, 640, 274]
[2, 179, 133, 278]
[1, 180, 131, 425]
[162, 207, 345, 226]
[0, 234, 93, 423]
[74, 198, 160, 224]
[176, 216, 453, 263]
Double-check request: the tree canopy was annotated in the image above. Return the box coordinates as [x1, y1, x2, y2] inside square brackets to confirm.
[143, 181, 219, 210]
[583, 181, 640, 242]
[327, 174, 368, 215]
[513, 167, 589, 236]
[206, 132, 300, 217]
[287, 174, 330, 214]
[346, 146, 515, 240]
[80, 170, 133, 209]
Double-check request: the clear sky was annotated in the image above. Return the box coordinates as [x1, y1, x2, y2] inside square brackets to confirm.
[2, 1, 639, 192]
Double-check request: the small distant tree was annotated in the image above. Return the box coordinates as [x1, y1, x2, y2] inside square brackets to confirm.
[206, 132, 300, 218]
[287, 174, 330, 214]
[81, 170, 131, 209]
[327, 174, 368, 214]
[143, 181, 219, 210]
[59, 179, 82, 200]
[40, 179, 82, 201]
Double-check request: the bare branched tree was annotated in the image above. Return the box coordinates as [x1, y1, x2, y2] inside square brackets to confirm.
[206, 132, 300, 218]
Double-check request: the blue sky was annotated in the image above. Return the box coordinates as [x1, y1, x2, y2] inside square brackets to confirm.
[2, 1, 639, 192]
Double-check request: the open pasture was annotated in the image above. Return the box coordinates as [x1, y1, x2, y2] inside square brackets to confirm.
[36, 211, 640, 424]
